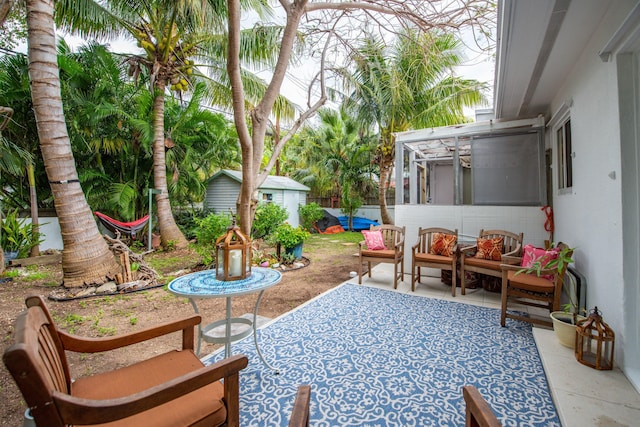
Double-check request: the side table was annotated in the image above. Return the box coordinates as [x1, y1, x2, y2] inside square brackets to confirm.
[167, 267, 282, 373]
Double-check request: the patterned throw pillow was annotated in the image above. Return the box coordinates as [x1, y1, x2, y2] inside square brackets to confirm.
[474, 237, 504, 261]
[520, 244, 560, 280]
[429, 233, 457, 257]
[362, 230, 386, 250]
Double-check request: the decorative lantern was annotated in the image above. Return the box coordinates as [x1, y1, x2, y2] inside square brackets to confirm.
[575, 306, 615, 370]
[215, 217, 251, 281]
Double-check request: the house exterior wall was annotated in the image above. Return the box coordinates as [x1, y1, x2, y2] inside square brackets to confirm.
[547, 4, 634, 382]
[395, 205, 549, 272]
[205, 174, 239, 214]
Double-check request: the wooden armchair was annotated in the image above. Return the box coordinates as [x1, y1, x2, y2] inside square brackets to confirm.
[459, 229, 524, 292]
[3, 295, 248, 427]
[411, 227, 459, 296]
[500, 243, 573, 327]
[358, 224, 406, 289]
[462, 386, 502, 427]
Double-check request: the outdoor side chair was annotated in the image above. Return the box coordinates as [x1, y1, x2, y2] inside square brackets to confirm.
[3, 295, 248, 427]
[358, 224, 406, 289]
[459, 229, 524, 292]
[500, 242, 573, 327]
[411, 227, 459, 296]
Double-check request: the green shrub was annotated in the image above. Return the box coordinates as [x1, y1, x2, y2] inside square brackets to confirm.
[271, 223, 309, 249]
[298, 203, 324, 232]
[1, 209, 44, 258]
[174, 209, 211, 240]
[194, 212, 232, 245]
[252, 203, 288, 239]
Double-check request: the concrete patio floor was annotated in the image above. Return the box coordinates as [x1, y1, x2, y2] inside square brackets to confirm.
[357, 263, 640, 427]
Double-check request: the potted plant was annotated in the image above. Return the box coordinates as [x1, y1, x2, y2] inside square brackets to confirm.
[519, 243, 583, 347]
[272, 223, 309, 260]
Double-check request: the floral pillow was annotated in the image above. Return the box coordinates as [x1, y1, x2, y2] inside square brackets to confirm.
[520, 244, 560, 280]
[362, 230, 386, 250]
[474, 237, 504, 261]
[429, 233, 457, 257]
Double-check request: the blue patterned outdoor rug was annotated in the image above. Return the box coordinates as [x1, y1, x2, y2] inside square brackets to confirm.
[202, 283, 560, 426]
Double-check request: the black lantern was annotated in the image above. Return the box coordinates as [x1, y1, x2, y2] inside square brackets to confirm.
[215, 218, 251, 281]
[575, 306, 615, 370]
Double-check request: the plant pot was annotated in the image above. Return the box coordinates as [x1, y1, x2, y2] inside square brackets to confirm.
[3, 251, 18, 265]
[284, 243, 303, 260]
[550, 311, 586, 348]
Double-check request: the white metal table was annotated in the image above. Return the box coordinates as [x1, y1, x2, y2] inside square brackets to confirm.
[167, 267, 282, 373]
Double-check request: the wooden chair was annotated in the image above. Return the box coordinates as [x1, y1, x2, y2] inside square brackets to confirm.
[500, 243, 573, 327]
[358, 224, 406, 289]
[462, 386, 502, 427]
[289, 385, 311, 427]
[459, 229, 524, 292]
[3, 295, 248, 427]
[411, 227, 459, 296]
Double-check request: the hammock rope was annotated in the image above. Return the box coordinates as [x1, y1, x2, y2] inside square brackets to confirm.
[94, 212, 149, 239]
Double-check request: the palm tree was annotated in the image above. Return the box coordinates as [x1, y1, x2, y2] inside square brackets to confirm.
[25, 0, 120, 287]
[56, 0, 289, 246]
[344, 30, 487, 224]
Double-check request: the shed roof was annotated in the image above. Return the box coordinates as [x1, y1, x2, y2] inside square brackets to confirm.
[209, 169, 310, 192]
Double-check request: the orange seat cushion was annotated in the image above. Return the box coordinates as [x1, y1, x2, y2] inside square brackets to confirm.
[361, 249, 397, 259]
[464, 257, 502, 272]
[71, 350, 226, 427]
[414, 252, 453, 265]
[507, 270, 556, 292]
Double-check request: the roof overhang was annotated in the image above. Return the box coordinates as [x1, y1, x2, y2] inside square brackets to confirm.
[494, 0, 611, 120]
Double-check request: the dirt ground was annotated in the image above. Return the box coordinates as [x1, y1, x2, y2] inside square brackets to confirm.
[0, 235, 362, 426]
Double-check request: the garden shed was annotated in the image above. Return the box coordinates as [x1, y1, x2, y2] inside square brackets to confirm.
[204, 169, 310, 227]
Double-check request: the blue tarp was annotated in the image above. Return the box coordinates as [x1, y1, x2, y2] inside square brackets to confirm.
[337, 216, 379, 231]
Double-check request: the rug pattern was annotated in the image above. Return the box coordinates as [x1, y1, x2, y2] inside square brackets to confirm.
[202, 283, 560, 426]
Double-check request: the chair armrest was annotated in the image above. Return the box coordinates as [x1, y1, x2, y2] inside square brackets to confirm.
[462, 386, 502, 427]
[59, 315, 202, 353]
[503, 243, 523, 258]
[289, 385, 311, 427]
[500, 255, 522, 265]
[52, 354, 249, 425]
[459, 244, 477, 257]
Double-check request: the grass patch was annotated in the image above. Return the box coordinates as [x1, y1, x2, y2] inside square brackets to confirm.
[304, 232, 363, 250]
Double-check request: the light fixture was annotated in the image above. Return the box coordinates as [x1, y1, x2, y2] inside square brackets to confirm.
[215, 217, 251, 281]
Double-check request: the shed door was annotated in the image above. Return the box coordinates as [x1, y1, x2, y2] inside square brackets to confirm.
[283, 191, 301, 227]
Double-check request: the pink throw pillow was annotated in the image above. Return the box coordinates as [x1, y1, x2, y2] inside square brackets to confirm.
[520, 244, 560, 280]
[362, 230, 386, 250]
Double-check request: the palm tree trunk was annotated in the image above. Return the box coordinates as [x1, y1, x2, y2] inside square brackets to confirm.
[27, 163, 40, 257]
[26, 0, 120, 287]
[378, 163, 394, 225]
[151, 89, 188, 248]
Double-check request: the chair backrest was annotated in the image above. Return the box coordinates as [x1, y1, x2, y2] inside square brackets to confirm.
[462, 386, 502, 427]
[370, 224, 405, 251]
[479, 229, 524, 256]
[415, 227, 458, 253]
[288, 385, 311, 427]
[3, 296, 71, 426]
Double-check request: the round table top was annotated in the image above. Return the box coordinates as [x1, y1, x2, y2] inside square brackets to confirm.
[167, 267, 282, 298]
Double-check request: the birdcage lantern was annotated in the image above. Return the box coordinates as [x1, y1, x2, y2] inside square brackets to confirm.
[215, 217, 251, 281]
[575, 306, 615, 370]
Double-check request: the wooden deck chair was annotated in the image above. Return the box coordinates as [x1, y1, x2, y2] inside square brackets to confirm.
[3, 295, 248, 427]
[358, 224, 406, 289]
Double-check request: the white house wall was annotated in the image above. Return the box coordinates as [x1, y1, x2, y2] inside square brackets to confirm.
[395, 205, 549, 272]
[546, 4, 636, 382]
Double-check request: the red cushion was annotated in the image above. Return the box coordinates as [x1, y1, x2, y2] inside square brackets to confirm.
[474, 237, 504, 261]
[520, 244, 560, 280]
[429, 233, 457, 257]
[362, 230, 386, 250]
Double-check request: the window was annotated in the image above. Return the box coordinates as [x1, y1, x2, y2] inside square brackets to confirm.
[262, 193, 273, 202]
[556, 118, 573, 190]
